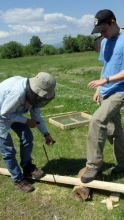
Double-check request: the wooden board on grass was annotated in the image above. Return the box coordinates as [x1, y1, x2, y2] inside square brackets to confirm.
[49, 112, 92, 130]
[1, 168, 124, 194]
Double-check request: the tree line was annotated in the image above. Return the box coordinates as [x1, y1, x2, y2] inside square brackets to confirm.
[0, 34, 97, 59]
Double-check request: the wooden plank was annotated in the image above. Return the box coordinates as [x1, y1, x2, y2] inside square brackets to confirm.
[43, 111, 77, 118]
[81, 112, 92, 119]
[49, 118, 90, 130]
[42, 105, 64, 110]
[49, 112, 91, 120]
[1, 168, 124, 193]
[106, 199, 113, 210]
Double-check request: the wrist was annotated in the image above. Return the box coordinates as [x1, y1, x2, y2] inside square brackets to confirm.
[44, 132, 50, 137]
[25, 119, 29, 124]
[105, 76, 109, 83]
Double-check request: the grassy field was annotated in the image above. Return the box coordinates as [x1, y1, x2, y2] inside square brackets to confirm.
[0, 52, 124, 220]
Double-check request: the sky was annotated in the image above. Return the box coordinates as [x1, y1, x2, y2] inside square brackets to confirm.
[0, 0, 123, 46]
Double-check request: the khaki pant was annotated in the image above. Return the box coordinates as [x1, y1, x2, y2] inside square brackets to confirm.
[86, 93, 124, 170]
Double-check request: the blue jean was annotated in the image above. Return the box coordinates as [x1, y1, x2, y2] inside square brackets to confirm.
[0, 122, 33, 181]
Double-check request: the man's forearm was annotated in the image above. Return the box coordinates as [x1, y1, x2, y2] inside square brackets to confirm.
[108, 70, 124, 82]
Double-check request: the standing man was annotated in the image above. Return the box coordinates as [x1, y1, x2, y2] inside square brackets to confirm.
[0, 72, 56, 192]
[81, 9, 124, 183]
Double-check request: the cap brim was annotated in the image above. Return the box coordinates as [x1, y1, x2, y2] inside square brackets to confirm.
[91, 24, 106, 34]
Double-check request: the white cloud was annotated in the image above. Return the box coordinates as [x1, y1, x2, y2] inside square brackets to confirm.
[44, 13, 76, 23]
[2, 8, 44, 23]
[0, 31, 14, 38]
[80, 15, 94, 26]
[0, 8, 94, 45]
[8, 25, 42, 34]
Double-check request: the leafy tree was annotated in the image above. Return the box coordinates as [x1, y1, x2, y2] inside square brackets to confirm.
[0, 45, 4, 58]
[63, 35, 79, 53]
[63, 34, 96, 53]
[30, 35, 42, 54]
[1, 41, 23, 59]
[77, 35, 95, 52]
[23, 44, 34, 56]
[77, 35, 87, 52]
[39, 45, 57, 56]
[58, 47, 64, 54]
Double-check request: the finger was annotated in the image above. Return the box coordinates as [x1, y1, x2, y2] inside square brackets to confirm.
[93, 96, 98, 102]
[46, 140, 56, 145]
[88, 82, 96, 88]
[89, 84, 94, 89]
[94, 100, 97, 103]
[91, 85, 96, 88]
[88, 82, 92, 87]
[97, 97, 100, 102]
[46, 142, 53, 146]
[89, 84, 94, 88]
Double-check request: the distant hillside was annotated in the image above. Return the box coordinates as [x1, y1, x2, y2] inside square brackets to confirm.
[53, 42, 63, 48]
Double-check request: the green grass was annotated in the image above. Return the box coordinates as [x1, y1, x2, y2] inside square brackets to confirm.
[0, 52, 124, 219]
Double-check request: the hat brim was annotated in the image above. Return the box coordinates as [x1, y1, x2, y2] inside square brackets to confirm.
[29, 77, 55, 99]
[38, 89, 55, 99]
[91, 24, 106, 34]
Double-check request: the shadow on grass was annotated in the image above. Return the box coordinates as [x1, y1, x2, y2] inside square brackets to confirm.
[42, 157, 86, 176]
[40, 157, 124, 182]
[27, 158, 124, 200]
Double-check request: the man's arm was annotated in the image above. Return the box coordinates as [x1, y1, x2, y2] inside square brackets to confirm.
[88, 69, 124, 89]
[93, 68, 103, 103]
[1, 91, 27, 123]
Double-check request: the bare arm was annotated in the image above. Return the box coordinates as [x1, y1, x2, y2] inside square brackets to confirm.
[93, 86, 100, 103]
[108, 70, 124, 82]
[93, 68, 103, 103]
[88, 70, 124, 88]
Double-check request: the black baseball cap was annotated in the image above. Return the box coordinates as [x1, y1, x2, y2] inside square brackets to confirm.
[91, 9, 116, 34]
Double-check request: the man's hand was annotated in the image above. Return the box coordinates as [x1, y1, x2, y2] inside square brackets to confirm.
[88, 78, 107, 89]
[91, 86, 100, 103]
[44, 133, 56, 146]
[93, 90, 100, 103]
[26, 119, 40, 128]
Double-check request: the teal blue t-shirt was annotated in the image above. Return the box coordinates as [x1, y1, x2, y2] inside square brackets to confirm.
[99, 30, 124, 97]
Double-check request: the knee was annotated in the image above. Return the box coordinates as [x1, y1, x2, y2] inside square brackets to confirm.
[89, 115, 107, 138]
[2, 147, 16, 160]
[89, 116, 101, 130]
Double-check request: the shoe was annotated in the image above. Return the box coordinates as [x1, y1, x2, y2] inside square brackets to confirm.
[14, 179, 35, 192]
[23, 162, 45, 179]
[81, 167, 99, 183]
[108, 165, 124, 175]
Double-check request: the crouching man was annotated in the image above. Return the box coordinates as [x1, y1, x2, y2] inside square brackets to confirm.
[0, 72, 56, 192]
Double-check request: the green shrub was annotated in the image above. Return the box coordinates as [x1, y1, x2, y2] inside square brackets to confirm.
[39, 44, 57, 56]
[23, 44, 34, 56]
[1, 41, 23, 59]
[58, 47, 64, 54]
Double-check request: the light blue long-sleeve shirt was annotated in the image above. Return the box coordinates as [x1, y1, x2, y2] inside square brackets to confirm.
[0, 76, 48, 138]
